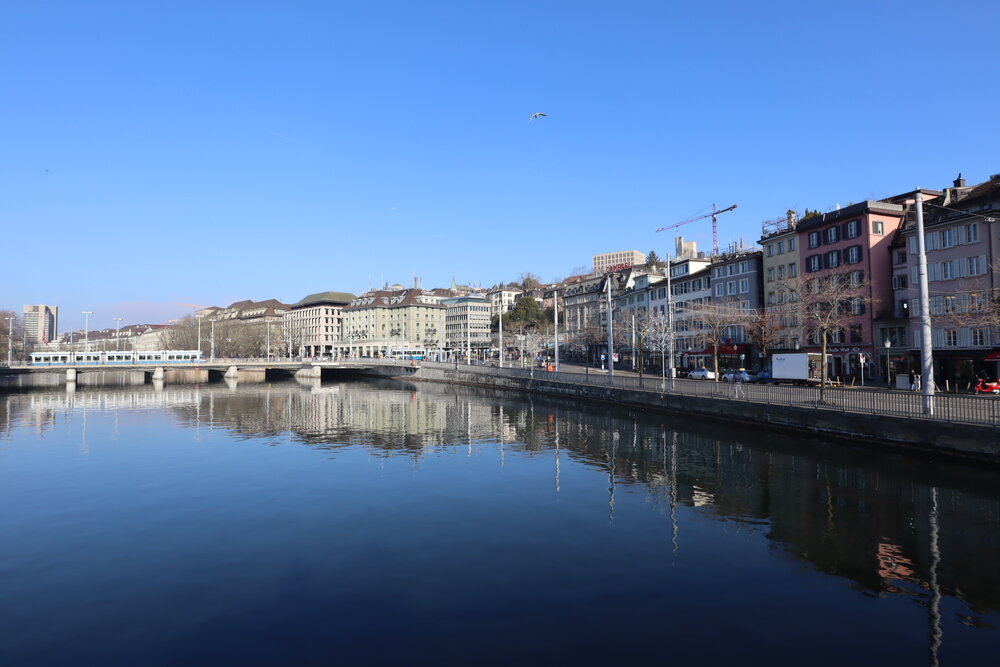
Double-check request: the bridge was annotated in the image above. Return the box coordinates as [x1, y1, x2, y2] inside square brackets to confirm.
[0, 358, 420, 388]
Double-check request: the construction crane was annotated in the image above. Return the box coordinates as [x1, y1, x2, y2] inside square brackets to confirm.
[656, 204, 738, 256]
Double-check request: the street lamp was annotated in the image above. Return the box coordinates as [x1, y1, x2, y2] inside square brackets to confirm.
[210, 319, 216, 362]
[112, 317, 123, 351]
[884, 338, 892, 389]
[196, 315, 204, 356]
[82, 311, 93, 355]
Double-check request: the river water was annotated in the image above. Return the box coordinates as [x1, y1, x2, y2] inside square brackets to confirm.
[1, 379, 998, 665]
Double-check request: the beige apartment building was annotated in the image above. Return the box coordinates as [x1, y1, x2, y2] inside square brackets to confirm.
[340, 288, 449, 358]
[23, 304, 58, 345]
[759, 212, 802, 351]
[592, 250, 646, 274]
[283, 291, 355, 358]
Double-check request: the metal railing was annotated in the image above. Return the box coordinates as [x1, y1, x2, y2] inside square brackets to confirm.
[418, 361, 1000, 428]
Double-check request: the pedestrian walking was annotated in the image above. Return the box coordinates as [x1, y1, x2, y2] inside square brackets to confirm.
[908, 369, 916, 391]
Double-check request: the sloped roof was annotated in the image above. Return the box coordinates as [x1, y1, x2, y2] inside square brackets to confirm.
[292, 291, 357, 308]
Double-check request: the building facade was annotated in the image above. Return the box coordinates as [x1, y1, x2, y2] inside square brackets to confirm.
[23, 305, 58, 345]
[442, 294, 491, 359]
[340, 288, 449, 358]
[592, 250, 646, 274]
[283, 291, 356, 358]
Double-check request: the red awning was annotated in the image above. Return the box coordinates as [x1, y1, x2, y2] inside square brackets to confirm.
[983, 349, 1000, 362]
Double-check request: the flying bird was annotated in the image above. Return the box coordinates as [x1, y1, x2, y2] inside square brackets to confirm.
[529, 112, 547, 121]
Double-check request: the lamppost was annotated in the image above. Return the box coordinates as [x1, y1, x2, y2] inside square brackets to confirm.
[210, 319, 216, 362]
[196, 315, 204, 356]
[82, 311, 92, 355]
[112, 317, 123, 351]
[554, 288, 560, 372]
[5, 316, 14, 367]
[884, 338, 892, 389]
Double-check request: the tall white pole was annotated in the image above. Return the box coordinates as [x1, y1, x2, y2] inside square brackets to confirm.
[113, 317, 122, 351]
[606, 275, 615, 377]
[196, 315, 203, 356]
[466, 303, 471, 365]
[666, 257, 675, 383]
[554, 289, 560, 372]
[82, 311, 92, 354]
[915, 191, 935, 415]
[210, 319, 216, 361]
[498, 293, 504, 368]
[266, 322, 271, 360]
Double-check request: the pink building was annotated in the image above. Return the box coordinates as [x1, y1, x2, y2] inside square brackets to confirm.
[796, 201, 907, 379]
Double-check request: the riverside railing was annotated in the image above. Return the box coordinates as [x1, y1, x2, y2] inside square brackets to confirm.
[419, 361, 1000, 428]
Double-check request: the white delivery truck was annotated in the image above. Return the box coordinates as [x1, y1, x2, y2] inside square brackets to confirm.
[769, 352, 823, 385]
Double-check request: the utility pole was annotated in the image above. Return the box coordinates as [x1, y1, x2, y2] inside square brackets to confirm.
[666, 255, 675, 384]
[554, 288, 560, 372]
[210, 319, 216, 362]
[196, 315, 203, 356]
[113, 317, 123, 351]
[915, 190, 935, 415]
[498, 290, 504, 368]
[606, 275, 615, 377]
[82, 311, 92, 354]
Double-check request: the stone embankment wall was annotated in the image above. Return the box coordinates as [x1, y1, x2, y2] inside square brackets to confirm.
[412, 366, 1000, 463]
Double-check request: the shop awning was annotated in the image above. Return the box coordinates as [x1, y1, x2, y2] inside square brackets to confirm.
[681, 344, 750, 356]
[983, 349, 1000, 362]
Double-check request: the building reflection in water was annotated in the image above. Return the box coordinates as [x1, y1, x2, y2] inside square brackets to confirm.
[2, 377, 999, 655]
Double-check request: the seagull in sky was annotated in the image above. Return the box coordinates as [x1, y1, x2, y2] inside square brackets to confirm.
[529, 112, 547, 121]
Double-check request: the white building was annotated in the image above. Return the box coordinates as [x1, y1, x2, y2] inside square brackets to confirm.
[592, 250, 646, 274]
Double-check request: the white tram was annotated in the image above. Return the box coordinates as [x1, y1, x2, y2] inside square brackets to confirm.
[29, 350, 204, 366]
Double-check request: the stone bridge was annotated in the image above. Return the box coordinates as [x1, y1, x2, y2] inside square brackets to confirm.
[0, 358, 419, 388]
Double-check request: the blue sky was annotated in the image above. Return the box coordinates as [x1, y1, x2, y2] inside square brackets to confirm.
[2, 1, 998, 331]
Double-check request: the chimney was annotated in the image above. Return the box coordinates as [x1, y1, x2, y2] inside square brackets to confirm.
[786, 209, 797, 228]
[953, 173, 966, 188]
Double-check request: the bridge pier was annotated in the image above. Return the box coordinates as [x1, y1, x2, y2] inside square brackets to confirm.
[66, 368, 77, 383]
[225, 366, 239, 380]
[295, 366, 322, 380]
[152, 367, 165, 381]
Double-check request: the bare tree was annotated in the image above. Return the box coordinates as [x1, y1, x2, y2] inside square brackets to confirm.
[800, 273, 870, 391]
[685, 298, 746, 382]
[0, 310, 23, 364]
[646, 311, 673, 389]
[745, 307, 784, 368]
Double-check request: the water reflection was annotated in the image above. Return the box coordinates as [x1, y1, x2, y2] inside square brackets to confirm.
[2, 379, 999, 661]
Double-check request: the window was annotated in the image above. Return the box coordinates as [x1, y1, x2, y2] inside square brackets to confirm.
[807, 255, 821, 272]
[941, 229, 955, 248]
[846, 246, 861, 264]
[739, 278, 750, 293]
[826, 227, 839, 244]
[739, 261, 749, 273]
[894, 250, 907, 265]
[873, 220, 884, 235]
[767, 267, 775, 282]
[942, 260, 954, 280]
[789, 263, 797, 277]
[715, 284, 724, 297]
[788, 237, 796, 251]
[728, 264, 737, 276]
[849, 270, 863, 287]
[846, 220, 859, 238]
[767, 244, 774, 257]
[850, 297, 864, 315]
[945, 329, 958, 347]
[777, 241, 785, 254]
[965, 223, 979, 243]
[892, 275, 908, 289]
[972, 327, 987, 346]
[850, 324, 862, 343]
[778, 265, 786, 279]
[809, 231, 821, 248]
[826, 250, 840, 268]
[968, 256, 983, 275]
[727, 281, 737, 295]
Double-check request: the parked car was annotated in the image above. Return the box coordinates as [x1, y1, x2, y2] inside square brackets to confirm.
[722, 370, 756, 383]
[688, 368, 716, 380]
[674, 368, 691, 379]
